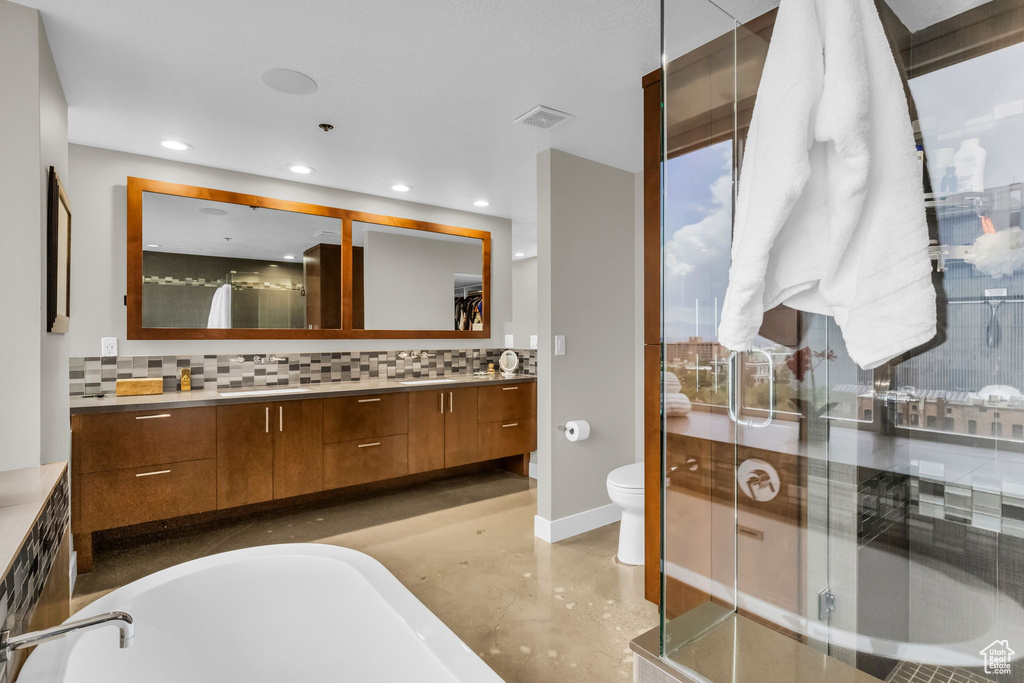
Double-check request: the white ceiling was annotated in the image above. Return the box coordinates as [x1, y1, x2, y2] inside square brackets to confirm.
[25, 0, 663, 259]
[27, 0, 994, 259]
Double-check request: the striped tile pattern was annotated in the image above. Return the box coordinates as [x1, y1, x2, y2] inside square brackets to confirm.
[0, 470, 69, 683]
[910, 476, 1024, 538]
[886, 660, 996, 683]
[70, 348, 537, 396]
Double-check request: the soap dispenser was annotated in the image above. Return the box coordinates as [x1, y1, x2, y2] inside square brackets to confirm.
[179, 367, 192, 392]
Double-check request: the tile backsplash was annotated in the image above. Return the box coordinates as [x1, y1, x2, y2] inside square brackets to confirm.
[70, 347, 537, 396]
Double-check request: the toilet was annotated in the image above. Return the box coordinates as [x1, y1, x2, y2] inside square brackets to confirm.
[606, 462, 645, 565]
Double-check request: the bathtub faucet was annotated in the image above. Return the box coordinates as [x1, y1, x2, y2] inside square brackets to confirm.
[0, 611, 134, 662]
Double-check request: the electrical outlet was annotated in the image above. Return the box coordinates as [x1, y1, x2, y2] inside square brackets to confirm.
[101, 337, 118, 358]
[554, 335, 566, 356]
[504, 334, 514, 347]
[529, 335, 538, 350]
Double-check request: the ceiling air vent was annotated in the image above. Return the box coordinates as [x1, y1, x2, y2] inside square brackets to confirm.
[514, 105, 575, 130]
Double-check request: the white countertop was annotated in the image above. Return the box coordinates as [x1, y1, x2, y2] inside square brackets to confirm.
[0, 462, 66, 578]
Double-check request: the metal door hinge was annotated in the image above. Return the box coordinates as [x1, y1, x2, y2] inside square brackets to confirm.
[818, 589, 836, 621]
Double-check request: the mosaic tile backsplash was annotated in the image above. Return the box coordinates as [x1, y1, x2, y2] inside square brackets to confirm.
[0, 468, 69, 683]
[70, 347, 537, 396]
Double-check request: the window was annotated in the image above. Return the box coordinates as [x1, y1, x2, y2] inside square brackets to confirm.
[927, 415, 937, 429]
[863, 409, 873, 421]
[968, 420, 978, 435]
[911, 414, 919, 426]
[1014, 425, 1023, 439]
[943, 417, 955, 431]
[992, 422, 1003, 437]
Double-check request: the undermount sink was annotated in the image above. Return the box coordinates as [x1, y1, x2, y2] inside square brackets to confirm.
[218, 388, 312, 397]
[398, 379, 458, 386]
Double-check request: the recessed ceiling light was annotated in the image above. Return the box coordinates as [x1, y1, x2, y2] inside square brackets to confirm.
[199, 207, 228, 216]
[391, 184, 412, 192]
[160, 140, 190, 151]
[269, 264, 279, 268]
[473, 200, 490, 207]
[289, 165, 313, 174]
[146, 244, 161, 248]
[514, 252, 526, 257]
[283, 255, 296, 260]
[261, 68, 318, 95]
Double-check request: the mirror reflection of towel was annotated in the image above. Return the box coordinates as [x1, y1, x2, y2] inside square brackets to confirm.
[207, 284, 231, 329]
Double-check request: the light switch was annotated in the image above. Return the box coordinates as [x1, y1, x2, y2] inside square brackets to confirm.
[101, 337, 118, 358]
[504, 334, 514, 347]
[554, 335, 566, 356]
[529, 335, 538, 350]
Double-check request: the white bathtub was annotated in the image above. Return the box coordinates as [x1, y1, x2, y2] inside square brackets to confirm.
[19, 544, 503, 682]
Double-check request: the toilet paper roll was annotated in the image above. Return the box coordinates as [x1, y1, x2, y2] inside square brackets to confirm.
[564, 420, 591, 442]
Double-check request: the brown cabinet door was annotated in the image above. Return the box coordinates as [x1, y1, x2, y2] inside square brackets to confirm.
[273, 399, 324, 499]
[323, 434, 408, 489]
[217, 402, 274, 509]
[477, 382, 537, 423]
[79, 407, 216, 473]
[323, 393, 408, 443]
[408, 391, 445, 475]
[79, 459, 217, 532]
[477, 417, 537, 461]
[444, 388, 479, 467]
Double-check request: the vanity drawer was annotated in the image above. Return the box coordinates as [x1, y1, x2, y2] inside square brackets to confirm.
[477, 417, 537, 462]
[323, 434, 408, 489]
[79, 459, 217, 531]
[477, 383, 536, 424]
[323, 393, 408, 443]
[78, 407, 216, 473]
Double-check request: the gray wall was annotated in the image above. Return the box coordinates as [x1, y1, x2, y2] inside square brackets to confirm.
[67, 144, 514, 357]
[0, 1, 69, 470]
[362, 231, 481, 330]
[511, 257, 538, 349]
[537, 149, 637, 523]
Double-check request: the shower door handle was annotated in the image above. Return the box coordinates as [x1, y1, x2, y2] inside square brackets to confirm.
[726, 349, 774, 429]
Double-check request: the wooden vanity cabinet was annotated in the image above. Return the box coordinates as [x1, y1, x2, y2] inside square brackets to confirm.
[72, 380, 536, 573]
[407, 388, 481, 470]
[217, 399, 324, 509]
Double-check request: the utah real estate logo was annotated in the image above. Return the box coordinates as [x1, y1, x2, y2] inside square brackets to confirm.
[980, 640, 1015, 676]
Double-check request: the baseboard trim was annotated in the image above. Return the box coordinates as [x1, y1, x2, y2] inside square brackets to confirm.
[534, 503, 621, 543]
[528, 460, 538, 480]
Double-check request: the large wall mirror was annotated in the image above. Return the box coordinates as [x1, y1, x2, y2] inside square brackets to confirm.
[127, 178, 490, 340]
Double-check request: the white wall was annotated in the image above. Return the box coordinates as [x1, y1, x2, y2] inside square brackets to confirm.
[0, 1, 68, 470]
[536, 149, 637, 536]
[633, 172, 644, 463]
[363, 231, 481, 330]
[67, 144, 514, 357]
[39, 14, 70, 466]
[511, 257, 538, 348]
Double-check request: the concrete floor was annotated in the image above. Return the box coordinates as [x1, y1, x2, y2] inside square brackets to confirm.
[73, 470, 658, 683]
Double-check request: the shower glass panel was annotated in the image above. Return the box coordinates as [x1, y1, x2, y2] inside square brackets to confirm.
[660, 2, 1024, 682]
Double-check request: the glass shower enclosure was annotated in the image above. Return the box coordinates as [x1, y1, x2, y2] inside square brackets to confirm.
[660, 1, 1024, 681]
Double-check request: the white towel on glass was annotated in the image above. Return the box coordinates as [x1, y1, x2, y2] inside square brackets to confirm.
[717, 0, 936, 370]
[207, 284, 232, 329]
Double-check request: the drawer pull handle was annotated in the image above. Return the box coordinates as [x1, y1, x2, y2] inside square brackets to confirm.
[358, 398, 381, 403]
[136, 469, 171, 478]
[502, 387, 519, 391]
[358, 442, 381, 448]
[135, 414, 171, 420]
[737, 525, 764, 541]
[502, 423, 519, 428]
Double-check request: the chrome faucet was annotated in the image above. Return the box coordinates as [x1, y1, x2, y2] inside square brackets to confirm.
[1, 611, 134, 661]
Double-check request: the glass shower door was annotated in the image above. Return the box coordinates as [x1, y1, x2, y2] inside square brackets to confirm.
[661, 2, 1024, 682]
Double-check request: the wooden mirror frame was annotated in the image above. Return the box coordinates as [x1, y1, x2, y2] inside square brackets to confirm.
[126, 177, 491, 340]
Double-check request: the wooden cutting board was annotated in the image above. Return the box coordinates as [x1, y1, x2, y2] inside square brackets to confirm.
[115, 378, 164, 396]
